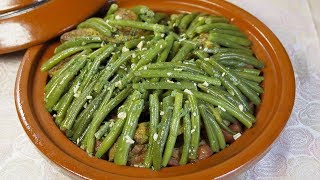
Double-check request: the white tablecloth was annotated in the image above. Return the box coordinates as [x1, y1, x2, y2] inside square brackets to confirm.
[1, 0, 320, 179]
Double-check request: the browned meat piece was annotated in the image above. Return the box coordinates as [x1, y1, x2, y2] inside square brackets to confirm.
[94, 140, 102, 153]
[222, 122, 243, 144]
[167, 148, 181, 166]
[128, 144, 147, 166]
[114, 8, 138, 21]
[196, 143, 213, 162]
[168, 157, 180, 166]
[60, 28, 102, 42]
[134, 122, 149, 145]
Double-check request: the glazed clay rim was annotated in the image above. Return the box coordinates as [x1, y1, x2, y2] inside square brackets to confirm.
[0, 0, 106, 55]
[15, 0, 295, 179]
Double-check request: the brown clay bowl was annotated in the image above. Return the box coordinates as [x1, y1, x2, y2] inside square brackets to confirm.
[15, 0, 295, 179]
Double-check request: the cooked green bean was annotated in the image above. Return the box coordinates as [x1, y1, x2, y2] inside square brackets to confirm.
[214, 52, 264, 69]
[135, 69, 221, 86]
[241, 78, 264, 94]
[133, 81, 197, 91]
[95, 118, 126, 158]
[71, 86, 113, 142]
[196, 23, 239, 33]
[179, 101, 191, 165]
[146, 61, 205, 74]
[95, 122, 111, 140]
[60, 75, 97, 131]
[207, 105, 236, 135]
[156, 33, 175, 62]
[85, 86, 132, 155]
[144, 93, 160, 168]
[44, 56, 87, 111]
[171, 41, 197, 62]
[41, 45, 97, 72]
[210, 32, 251, 46]
[78, 21, 112, 37]
[54, 37, 103, 54]
[179, 13, 199, 31]
[190, 90, 254, 128]
[105, 4, 118, 18]
[205, 16, 228, 24]
[108, 19, 168, 32]
[210, 28, 246, 38]
[114, 99, 144, 165]
[232, 71, 264, 83]
[152, 96, 174, 170]
[206, 108, 226, 149]
[162, 92, 183, 166]
[187, 94, 200, 159]
[86, 18, 117, 32]
[199, 105, 219, 152]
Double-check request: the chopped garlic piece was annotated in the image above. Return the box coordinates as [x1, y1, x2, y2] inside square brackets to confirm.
[137, 41, 144, 50]
[125, 135, 135, 144]
[118, 112, 127, 119]
[86, 95, 92, 100]
[160, 111, 165, 116]
[122, 46, 129, 52]
[218, 105, 226, 112]
[167, 72, 173, 76]
[184, 89, 193, 95]
[153, 133, 158, 141]
[233, 133, 242, 140]
[238, 104, 244, 111]
[202, 81, 209, 87]
[166, 80, 174, 83]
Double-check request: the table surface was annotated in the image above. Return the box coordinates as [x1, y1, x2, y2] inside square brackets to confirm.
[1, 0, 320, 179]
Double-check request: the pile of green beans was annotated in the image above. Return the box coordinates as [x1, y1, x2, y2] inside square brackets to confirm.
[41, 4, 264, 170]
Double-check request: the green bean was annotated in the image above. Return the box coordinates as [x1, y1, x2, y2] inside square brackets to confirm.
[41, 45, 96, 72]
[71, 86, 112, 141]
[205, 16, 228, 24]
[196, 23, 239, 33]
[54, 63, 90, 125]
[54, 37, 103, 53]
[210, 32, 251, 47]
[152, 96, 174, 170]
[168, 41, 181, 60]
[144, 93, 160, 168]
[141, 12, 168, 24]
[44, 56, 87, 111]
[210, 28, 246, 38]
[93, 51, 132, 93]
[204, 47, 253, 56]
[179, 13, 199, 31]
[209, 59, 261, 106]
[219, 59, 248, 67]
[187, 94, 200, 159]
[78, 21, 112, 37]
[87, 46, 108, 59]
[195, 59, 219, 77]
[209, 34, 249, 50]
[207, 105, 236, 135]
[219, 110, 237, 123]
[232, 71, 264, 83]
[156, 33, 175, 62]
[220, 76, 251, 112]
[234, 68, 261, 76]
[199, 105, 219, 152]
[171, 41, 197, 62]
[105, 4, 118, 18]
[186, 14, 207, 38]
[135, 69, 221, 86]
[118, 40, 167, 89]
[215, 52, 264, 69]
[108, 20, 168, 33]
[133, 81, 197, 91]
[95, 118, 126, 158]
[241, 78, 264, 94]
[131, 5, 155, 17]
[60, 76, 97, 131]
[45, 49, 91, 93]
[95, 122, 111, 140]
[124, 36, 153, 49]
[162, 92, 183, 166]
[146, 62, 204, 74]
[79, 45, 114, 91]
[189, 90, 253, 128]
[179, 101, 191, 165]
[114, 99, 144, 165]
[86, 18, 117, 32]
[85, 86, 132, 155]
[206, 108, 226, 149]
